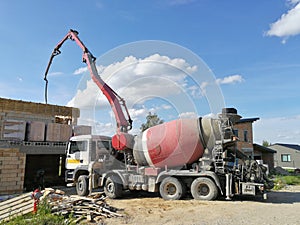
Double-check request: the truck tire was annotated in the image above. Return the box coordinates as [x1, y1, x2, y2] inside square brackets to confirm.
[159, 177, 186, 200]
[76, 175, 89, 196]
[104, 175, 123, 199]
[191, 177, 218, 201]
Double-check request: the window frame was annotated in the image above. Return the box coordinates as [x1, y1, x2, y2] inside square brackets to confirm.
[243, 130, 248, 142]
[68, 140, 88, 154]
[233, 129, 239, 138]
[281, 154, 291, 162]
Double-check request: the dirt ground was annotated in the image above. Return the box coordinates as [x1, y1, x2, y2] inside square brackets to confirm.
[101, 185, 300, 225]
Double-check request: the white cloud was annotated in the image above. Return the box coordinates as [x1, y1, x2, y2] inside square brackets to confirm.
[265, 2, 300, 43]
[17, 76, 23, 82]
[128, 107, 149, 120]
[48, 71, 64, 76]
[188, 85, 203, 98]
[199, 81, 209, 96]
[216, 75, 244, 85]
[254, 115, 300, 145]
[76, 114, 115, 136]
[129, 104, 172, 121]
[94, 122, 114, 136]
[67, 79, 109, 108]
[67, 54, 198, 109]
[178, 111, 198, 118]
[73, 67, 88, 75]
[161, 104, 172, 110]
[67, 53, 225, 134]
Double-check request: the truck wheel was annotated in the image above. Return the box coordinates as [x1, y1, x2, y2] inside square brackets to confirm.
[76, 175, 89, 196]
[191, 177, 218, 201]
[159, 177, 185, 200]
[104, 175, 123, 199]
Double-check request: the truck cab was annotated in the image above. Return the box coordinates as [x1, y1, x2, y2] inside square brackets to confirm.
[65, 135, 116, 195]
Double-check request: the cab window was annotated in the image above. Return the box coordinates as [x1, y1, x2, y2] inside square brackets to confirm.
[97, 140, 110, 150]
[69, 141, 87, 154]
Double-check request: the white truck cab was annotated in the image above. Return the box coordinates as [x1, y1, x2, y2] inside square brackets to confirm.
[65, 135, 116, 195]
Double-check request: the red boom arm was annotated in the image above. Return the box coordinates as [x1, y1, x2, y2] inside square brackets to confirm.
[43, 29, 132, 133]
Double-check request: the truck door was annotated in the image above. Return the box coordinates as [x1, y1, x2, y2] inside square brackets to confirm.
[97, 140, 111, 158]
[66, 140, 89, 169]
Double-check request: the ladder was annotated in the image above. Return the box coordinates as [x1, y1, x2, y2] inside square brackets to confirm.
[213, 141, 224, 173]
[213, 116, 231, 174]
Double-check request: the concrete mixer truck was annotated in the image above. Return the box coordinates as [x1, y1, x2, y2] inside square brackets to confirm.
[44, 30, 273, 200]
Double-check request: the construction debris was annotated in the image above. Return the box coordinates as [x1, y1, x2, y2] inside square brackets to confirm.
[45, 188, 123, 223]
[0, 188, 123, 223]
[50, 195, 122, 223]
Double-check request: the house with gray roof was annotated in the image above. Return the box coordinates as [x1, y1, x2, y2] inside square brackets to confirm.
[269, 143, 300, 169]
[228, 108, 276, 170]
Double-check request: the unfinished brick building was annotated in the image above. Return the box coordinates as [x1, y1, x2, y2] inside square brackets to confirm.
[0, 98, 80, 194]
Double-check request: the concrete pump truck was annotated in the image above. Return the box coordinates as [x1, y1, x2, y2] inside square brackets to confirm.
[43, 29, 273, 201]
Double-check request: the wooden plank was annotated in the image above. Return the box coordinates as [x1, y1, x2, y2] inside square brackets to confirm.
[101, 207, 123, 217]
[0, 199, 33, 215]
[0, 204, 32, 221]
[0, 193, 31, 207]
[0, 193, 32, 221]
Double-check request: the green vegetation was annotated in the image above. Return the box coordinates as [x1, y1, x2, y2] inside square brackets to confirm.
[286, 168, 296, 173]
[273, 175, 300, 190]
[140, 112, 164, 132]
[1, 199, 75, 225]
[262, 140, 271, 147]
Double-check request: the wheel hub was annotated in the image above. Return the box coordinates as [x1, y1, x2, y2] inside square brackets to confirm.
[165, 183, 176, 196]
[107, 182, 114, 193]
[198, 184, 209, 196]
[78, 182, 83, 190]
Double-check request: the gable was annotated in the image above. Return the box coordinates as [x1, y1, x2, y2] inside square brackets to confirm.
[269, 143, 300, 153]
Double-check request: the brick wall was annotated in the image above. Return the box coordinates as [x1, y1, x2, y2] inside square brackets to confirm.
[233, 122, 254, 151]
[0, 148, 25, 194]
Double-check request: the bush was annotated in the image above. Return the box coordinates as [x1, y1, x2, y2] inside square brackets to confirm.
[273, 175, 300, 190]
[284, 176, 300, 185]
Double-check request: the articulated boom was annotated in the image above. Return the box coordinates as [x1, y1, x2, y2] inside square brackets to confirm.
[43, 29, 132, 136]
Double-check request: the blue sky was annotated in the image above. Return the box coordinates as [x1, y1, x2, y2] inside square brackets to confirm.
[0, 0, 300, 144]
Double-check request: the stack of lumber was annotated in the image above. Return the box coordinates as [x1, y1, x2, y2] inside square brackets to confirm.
[0, 192, 33, 221]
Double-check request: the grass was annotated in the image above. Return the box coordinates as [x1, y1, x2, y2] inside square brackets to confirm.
[273, 175, 300, 190]
[0, 199, 76, 225]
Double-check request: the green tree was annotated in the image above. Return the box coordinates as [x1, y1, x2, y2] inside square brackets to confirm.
[140, 112, 164, 132]
[262, 140, 271, 147]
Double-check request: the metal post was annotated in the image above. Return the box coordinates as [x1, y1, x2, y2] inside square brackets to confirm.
[88, 161, 95, 196]
[226, 173, 232, 200]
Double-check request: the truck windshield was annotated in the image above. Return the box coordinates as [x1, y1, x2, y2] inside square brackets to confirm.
[69, 141, 87, 154]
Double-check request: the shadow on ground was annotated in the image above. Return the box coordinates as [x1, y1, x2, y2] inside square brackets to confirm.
[52, 185, 300, 204]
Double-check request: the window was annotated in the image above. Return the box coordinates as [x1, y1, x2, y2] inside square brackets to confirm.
[69, 141, 87, 154]
[97, 140, 110, 150]
[243, 130, 248, 142]
[233, 129, 239, 137]
[281, 154, 291, 162]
